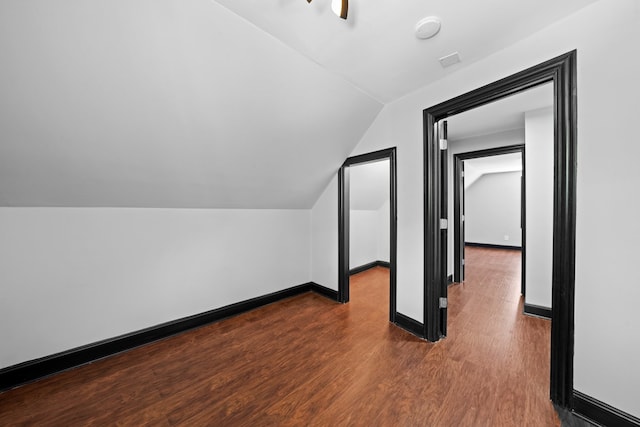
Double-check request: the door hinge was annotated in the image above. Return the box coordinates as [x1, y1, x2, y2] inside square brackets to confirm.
[440, 218, 448, 230]
[462, 259, 465, 266]
[439, 138, 448, 150]
[462, 214, 465, 221]
[461, 170, 464, 177]
[439, 297, 448, 309]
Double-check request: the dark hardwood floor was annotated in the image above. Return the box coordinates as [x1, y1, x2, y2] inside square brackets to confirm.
[0, 247, 559, 425]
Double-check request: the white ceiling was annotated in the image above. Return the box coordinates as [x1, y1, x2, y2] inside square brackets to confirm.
[464, 153, 522, 189]
[465, 154, 522, 175]
[349, 159, 389, 210]
[0, 1, 592, 208]
[447, 83, 553, 141]
[214, 0, 597, 102]
[0, 0, 381, 208]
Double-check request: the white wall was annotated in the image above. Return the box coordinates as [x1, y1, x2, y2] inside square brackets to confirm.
[349, 160, 389, 211]
[311, 175, 338, 290]
[377, 199, 390, 262]
[349, 200, 391, 268]
[0, 207, 311, 369]
[465, 172, 522, 246]
[311, 0, 640, 416]
[525, 108, 554, 308]
[350, 210, 379, 268]
[349, 160, 390, 268]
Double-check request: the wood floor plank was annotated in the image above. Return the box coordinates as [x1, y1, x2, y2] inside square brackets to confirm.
[0, 248, 559, 425]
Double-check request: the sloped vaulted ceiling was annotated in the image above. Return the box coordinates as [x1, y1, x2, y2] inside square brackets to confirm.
[0, 0, 598, 208]
[215, 0, 598, 103]
[0, 0, 382, 208]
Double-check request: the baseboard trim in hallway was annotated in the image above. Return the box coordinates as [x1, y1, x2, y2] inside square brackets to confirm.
[349, 260, 390, 275]
[310, 282, 339, 301]
[0, 281, 337, 392]
[524, 303, 552, 320]
[465, 242, 522, 250]
[572, 390, 640, 427]
[394, 312, 425, 338]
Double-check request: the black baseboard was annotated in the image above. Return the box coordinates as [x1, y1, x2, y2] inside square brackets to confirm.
[465, 242, 522, 250]
[0, 282, 332, 392]
[394, 313, 425, 338]
[349, 260, 391, 275]
[524, 303, 552, 320]
[310, 282, 339, 301]
[573, 390, 640, 427]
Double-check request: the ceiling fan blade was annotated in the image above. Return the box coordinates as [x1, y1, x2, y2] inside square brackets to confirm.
[331, 0, 348, 19]
[307, 0, 348, 20]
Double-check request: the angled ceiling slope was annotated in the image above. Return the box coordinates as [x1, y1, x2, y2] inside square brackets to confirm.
[214, 0, 599, 103]
[0, 0, 382, 208]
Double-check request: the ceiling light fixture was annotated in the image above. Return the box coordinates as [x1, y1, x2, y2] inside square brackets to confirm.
[307, 0, 348, 20]
[415, 16, 441, 39]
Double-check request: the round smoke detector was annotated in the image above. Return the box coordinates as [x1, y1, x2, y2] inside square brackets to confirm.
[415, 16, 441, 39]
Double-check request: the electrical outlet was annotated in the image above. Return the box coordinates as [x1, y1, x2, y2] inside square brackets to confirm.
[503, 235, 510, 241]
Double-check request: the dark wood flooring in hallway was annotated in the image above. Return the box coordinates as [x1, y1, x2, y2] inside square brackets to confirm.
[0, 247, 559, 425]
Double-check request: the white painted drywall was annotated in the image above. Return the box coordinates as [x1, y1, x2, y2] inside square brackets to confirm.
[349, 160, 389, 211]
[349, 201, 391, 269]
[377, 199, 391, 263]
[465, 171, 522, 247]
[525, 108, 554, 308]
[311, 0, 640, 416]
[349, 160, 390, 268]
[311, 175, 339, 291]
[0, 208, 311, 369]
[350, 210, 379, 268]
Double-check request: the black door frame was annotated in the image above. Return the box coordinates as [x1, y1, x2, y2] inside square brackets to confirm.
[423, 51, 577, 407]
[338, 147, 398, 322]
[453, 145, 525, 297]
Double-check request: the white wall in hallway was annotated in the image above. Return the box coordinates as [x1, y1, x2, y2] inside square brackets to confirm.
[349, 160, 390, 269]
[0, 207, 311, 369]
[524, 107, 554, 309]
[377, 199, 391, 263]
[311, 175, 339, 290]
[350, 210, 379, 268]
[465, 171, 522, 247]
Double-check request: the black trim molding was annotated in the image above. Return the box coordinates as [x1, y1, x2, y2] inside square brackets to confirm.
[394, 313, 425, 338]
[573, 390, 640, 427]
[465, 242, 522, 251]
[349, 260, 391, 275]
[524, 303, 552, 320]
[339, 147, 398, 323]
[310, 282, 339, 301]
[0, 282, 336, 392]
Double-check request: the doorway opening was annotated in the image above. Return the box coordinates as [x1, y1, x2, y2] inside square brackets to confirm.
[453, 146, 525, 296]
[338, 147, 397, 323]
[423, 51, 577, 407]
